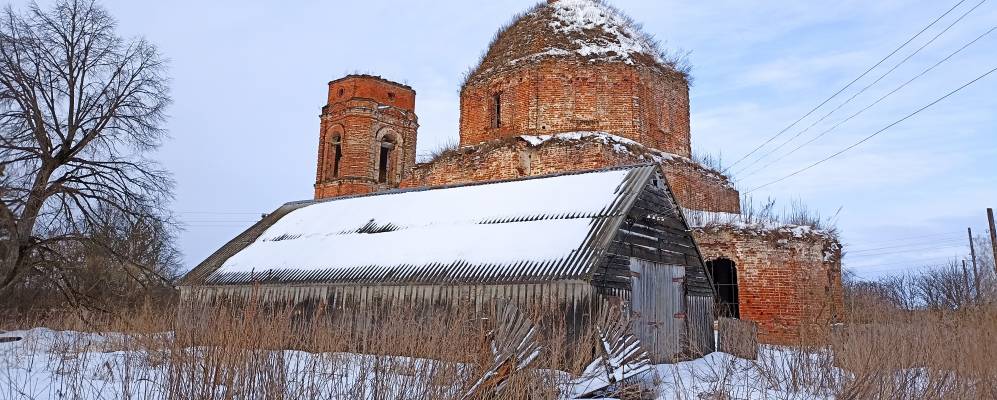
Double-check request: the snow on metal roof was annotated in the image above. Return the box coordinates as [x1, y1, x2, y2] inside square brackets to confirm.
[202, 166, 657, 285]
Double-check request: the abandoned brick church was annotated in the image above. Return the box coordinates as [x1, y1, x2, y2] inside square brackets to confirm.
[313, 0, 843, 343]
[186, 0, 842, 346]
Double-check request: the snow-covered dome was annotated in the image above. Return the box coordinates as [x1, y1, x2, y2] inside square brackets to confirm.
[464, 0, 679, 86]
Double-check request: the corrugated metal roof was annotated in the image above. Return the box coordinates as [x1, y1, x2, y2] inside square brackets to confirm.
[187, 165, 658, 286]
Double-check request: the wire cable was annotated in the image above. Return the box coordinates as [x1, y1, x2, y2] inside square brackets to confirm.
[738, 23, 997, 180]
[745, 64, 997, 193]
[848, 239, 967, 254]
[733, 0, 989, 177]
[722, 0, 970, 173]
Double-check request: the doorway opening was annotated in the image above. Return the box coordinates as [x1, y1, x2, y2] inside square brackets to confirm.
[707, 258, 739, 319]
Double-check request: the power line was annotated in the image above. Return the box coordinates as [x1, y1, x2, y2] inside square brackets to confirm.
[738, 23, 997, 180]
[722, 0, 970, 173]
[746, 64, 997, 193]
[183, 225, 256, 228]
[848, 259, 958, 274]
[848, 238, 966, 254]
[844, 232, 962, 246]
[733, 0, 990, 177]
[848, 235, 964, 250]
[847, 256, 960, 269]
[846, 243, 967, 258]
[178, 211, 263, 215]
[182, 220, 260, 223]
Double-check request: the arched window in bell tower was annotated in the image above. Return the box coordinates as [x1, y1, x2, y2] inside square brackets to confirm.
[330, 134, 342, 178]
[378, 135, 397, 183]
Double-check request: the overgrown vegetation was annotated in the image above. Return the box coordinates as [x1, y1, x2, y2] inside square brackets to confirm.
[460, 0, 692, 89]
[417, 138, 461, 164]
[691, 151, 727, 174]
[685, 196, 842, 238]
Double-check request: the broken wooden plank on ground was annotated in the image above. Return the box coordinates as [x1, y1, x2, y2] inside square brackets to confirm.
[573, 307, 652, 399]
[462, 299, 543, 399]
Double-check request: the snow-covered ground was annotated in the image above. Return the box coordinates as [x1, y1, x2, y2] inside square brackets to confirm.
[0, 328, 836, 399]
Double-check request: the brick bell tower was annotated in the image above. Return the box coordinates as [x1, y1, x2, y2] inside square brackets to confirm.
[314, 75, 418, 199]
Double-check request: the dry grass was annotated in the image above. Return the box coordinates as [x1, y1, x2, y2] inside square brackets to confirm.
[660, 290, 997, 399]
[0, 300, 648, 399]
[5, 276, 997, 399]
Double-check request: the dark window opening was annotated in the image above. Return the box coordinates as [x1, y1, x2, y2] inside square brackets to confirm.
[492, 93, 502, 128]
[387, 92, 396, 101]
[331, 136, 342, 178]
[378, 137, 396, 183]
[338, 88, 345, 97]
[708, 258, 740, 319]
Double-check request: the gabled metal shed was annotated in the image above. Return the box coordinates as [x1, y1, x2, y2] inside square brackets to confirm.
[180, 164, 715, 362]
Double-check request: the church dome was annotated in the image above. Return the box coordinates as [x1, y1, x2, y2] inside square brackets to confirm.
[464, 0, 681, 87]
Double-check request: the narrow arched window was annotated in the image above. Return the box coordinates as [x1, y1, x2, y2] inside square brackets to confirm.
[491, 92, 502, 128]
[331, 135, 342, 178]
[378, 136, 396, 183]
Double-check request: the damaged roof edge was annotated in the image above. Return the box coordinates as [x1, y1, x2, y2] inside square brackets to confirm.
[179, 202, 309, 286]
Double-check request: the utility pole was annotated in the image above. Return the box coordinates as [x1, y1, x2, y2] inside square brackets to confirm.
[962, 259, 972, 305]
[988, 208, 997, 275]
[969, 227, 980, 304]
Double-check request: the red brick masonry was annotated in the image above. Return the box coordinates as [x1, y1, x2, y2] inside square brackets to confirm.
[314, 75, 419, 199]
[460, 60, 691, 158]
[402, 134, 738, 213]
[695, 227, 843, 344]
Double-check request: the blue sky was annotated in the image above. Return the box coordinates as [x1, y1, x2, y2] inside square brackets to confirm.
[24, 0, 994, 279]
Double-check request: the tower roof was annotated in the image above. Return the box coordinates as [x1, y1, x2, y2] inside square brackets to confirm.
[465, 0, 680, 87]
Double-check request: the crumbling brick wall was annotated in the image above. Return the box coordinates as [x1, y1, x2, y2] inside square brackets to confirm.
[314, 75, 419, 200]
[694, 227, 844, 345]
[401, 136, 739, 213]
[459, 60, 691, 157]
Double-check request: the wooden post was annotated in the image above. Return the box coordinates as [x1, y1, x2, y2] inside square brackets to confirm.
[969, 228, 980, 303]
[988, 208, 997, 275]
[962, 259, 972, 305]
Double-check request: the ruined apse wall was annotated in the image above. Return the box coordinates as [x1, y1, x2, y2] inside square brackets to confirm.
[400, 135, 739, 213]
[460, 60, 691, 157]
[314, 75, 418, 199]
[693, 227, 844, 345]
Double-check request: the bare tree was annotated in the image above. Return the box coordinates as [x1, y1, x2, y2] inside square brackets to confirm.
[915, 261, 975, 310]
[0, 0, 174, 300]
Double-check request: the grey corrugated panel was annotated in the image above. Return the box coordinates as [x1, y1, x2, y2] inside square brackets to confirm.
[180, 202, 310, 286]
[187, 164, 698, 290]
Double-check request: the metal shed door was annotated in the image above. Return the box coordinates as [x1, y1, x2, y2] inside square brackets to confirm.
[630, 258, 686, 363]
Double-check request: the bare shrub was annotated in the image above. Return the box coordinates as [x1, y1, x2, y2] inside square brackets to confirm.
[692, 151, 727, 174]
[685, 196, 840, 238]
[417, 138, 460, 164]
